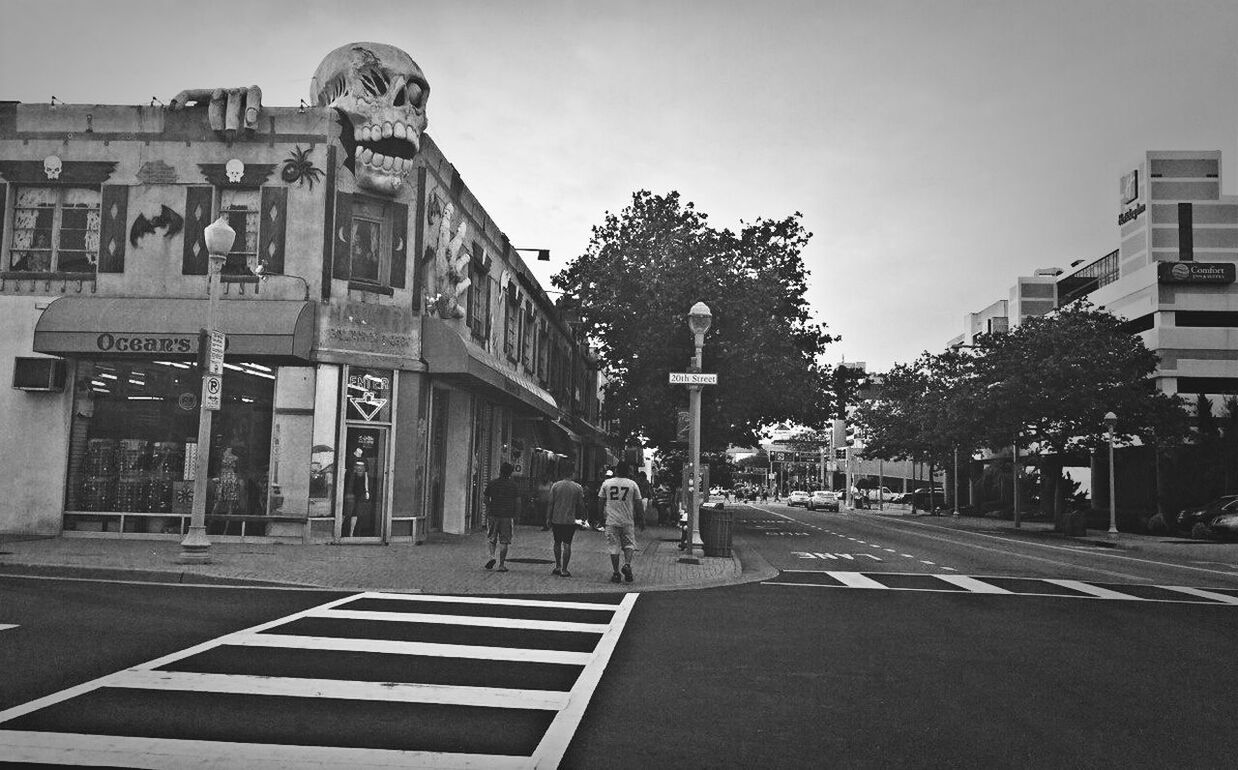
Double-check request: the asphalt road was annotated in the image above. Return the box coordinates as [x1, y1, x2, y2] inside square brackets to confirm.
[4, 506, 1238, 768]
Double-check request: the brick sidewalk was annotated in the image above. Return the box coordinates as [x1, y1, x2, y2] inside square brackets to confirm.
[0, 521, 769, 594]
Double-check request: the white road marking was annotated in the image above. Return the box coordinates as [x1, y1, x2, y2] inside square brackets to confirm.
[936, 575, 1011, 594]
[0, 591, 638, 770]
[316, 609, 609, 634]
[921, 561, 935, 565]
[114, 670, 570, 710]
[1157, 585, 1238, 605]
[0, 732, 528, 770]
[825, 571, 888, 589]
[0, 624, 17, 632]
[1044, 579, 1142, 600]
[238, 633, 593, 665]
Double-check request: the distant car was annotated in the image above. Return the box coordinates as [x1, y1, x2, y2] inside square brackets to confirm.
[1175, 496, 1238, 538]
[787, 490, 811, 507]
[910, 487, 946, 510]
[808, 490, 840, 512]
[852, 486, 899, 503]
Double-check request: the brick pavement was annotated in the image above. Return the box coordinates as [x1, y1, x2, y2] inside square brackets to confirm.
[0, 521, 770, 594]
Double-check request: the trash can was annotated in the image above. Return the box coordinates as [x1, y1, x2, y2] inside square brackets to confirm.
[699, 505, 733, 557]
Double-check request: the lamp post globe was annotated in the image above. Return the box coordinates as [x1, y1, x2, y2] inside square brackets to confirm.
[688, 301, 712, 339]
[204, 216, 236, 260]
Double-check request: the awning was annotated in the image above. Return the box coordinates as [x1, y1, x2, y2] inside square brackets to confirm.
[421, 316, 559, 420]
[33, 296, 315, 359]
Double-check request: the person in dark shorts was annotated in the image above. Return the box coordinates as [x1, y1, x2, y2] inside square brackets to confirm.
[484, 462, 518, 571]
[546, 466, 586, 577]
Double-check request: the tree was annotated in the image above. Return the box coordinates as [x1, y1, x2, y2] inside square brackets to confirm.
[553, 191, 834, 450]
[970, 301, 1187, 528]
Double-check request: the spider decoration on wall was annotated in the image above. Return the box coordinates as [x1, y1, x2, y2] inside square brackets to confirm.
[281, 145, 324, 189]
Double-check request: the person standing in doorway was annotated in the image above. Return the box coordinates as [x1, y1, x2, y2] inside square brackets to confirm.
[634, 470, 652, 531]
[341, 459, 371, 537]
[546, 467, 585, 578]
[598, 461, 644, 584]
[484, 462, 518, 572]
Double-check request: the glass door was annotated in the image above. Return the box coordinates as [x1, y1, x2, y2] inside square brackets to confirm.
[340, 425, 387, 540]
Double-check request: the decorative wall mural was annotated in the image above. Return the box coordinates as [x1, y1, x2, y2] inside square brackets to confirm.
[310, 42, 429, 196]
[168, 86, 263, 140]
[43, 155, 62, 179]
[0, 160, 117, 185]
[129, 205, 185, 247]
[197, 162, 275, 187]
[422, 191, 470, 319]
[280, 145, 324, 189]
[136, 161, 178, 185]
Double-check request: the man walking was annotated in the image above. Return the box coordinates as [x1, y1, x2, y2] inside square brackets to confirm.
[484, 462, 518, 572]
[546, 467, 585, 577]
[598, 461, 644, 583]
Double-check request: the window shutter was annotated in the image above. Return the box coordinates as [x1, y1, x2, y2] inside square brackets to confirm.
[97, 185, 128, 273]
[332, 191, 353, 280]
[389, 200, 408, 289]
[258, 186, 287, 274]
[0, 183, 6, 255]
[182, 186, 213, 275]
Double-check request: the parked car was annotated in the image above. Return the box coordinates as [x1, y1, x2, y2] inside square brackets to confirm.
[852, 486, 899, 503]
[808, 490, 840, 512]
[1206, 510, 1238, 541]
[910, 487, 946, 510]
[787, 490, 811, 507]
[1175, 495, 1238, 538]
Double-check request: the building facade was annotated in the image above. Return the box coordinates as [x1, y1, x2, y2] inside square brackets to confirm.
[0, 42, 611, 541]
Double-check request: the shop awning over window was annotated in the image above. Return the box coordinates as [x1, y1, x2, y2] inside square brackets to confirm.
[422, 316, 559, 420]
[33, 297, 315, 359]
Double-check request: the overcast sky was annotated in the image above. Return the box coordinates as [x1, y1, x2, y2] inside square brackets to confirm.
[3, 0, 1237, 371]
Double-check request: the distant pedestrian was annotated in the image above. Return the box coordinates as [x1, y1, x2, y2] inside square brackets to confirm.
[484, 462, 518, 572]
[546, 467, 586, 577]
[599, 461, 644, 583]
[635, 470, 652, 531]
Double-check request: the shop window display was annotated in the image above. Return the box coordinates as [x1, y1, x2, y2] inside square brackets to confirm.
[64, 359, 275, 535]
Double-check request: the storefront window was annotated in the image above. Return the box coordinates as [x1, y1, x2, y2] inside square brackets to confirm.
[309, 364, 341, 523]
[64, 359, 275, 534]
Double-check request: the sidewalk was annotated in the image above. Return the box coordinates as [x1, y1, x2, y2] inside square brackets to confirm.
[0, 521, 772, 594]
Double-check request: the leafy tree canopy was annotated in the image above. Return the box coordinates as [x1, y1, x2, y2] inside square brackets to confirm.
[553, 191, 835, 450]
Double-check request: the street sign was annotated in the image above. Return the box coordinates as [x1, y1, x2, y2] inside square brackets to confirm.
[208, 331, 226, 375]
[669, 372, 718, 385]
[202, 373, 222, 411]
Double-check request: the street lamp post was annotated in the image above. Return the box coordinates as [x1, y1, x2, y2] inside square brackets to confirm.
[952, 443, 959, 517]
[1105, 411, 1118, 536]
[685, 302, 712, 558]
[179, 216, 234, 564]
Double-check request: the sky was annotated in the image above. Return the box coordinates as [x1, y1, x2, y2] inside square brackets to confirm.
[3, 0, 1237, 372]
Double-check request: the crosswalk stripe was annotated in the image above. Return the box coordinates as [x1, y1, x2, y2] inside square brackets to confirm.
[1157, 585, 1238, 605]
[0, 624, 17, 632]
[0, 730, 529, 770]
[350, 592, 622, 612]
[1043, 579, 1143, 600]
[112, 670, 571, 710]
[935, 575, 1012, 594]
[313, 608, 610, 633]
[234, 634, 594, 665]
[827, 572, 888, 589]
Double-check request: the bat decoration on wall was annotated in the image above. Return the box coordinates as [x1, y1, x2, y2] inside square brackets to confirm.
[129, 205, 185, 247]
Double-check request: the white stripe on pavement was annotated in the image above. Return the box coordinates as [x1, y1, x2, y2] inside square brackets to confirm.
[1156, 585, 1238, 605]
[113, 670, 570, 711]
[826, 572, 888, 589]
[314, 609, 609, 634]
[351, 593, 622, 612]
[529, 592, 639, 770]
[0, 624, 17, 632]
[235, 634, 593, 665]
[1044, 579, 1143, 600]
[935, 575, 1012, 594]
[0, 730, 529, 770]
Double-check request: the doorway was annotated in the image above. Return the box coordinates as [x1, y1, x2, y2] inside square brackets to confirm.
[340, 425, 388, 540]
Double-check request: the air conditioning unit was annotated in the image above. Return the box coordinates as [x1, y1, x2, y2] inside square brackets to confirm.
[13, 357, 66, 392]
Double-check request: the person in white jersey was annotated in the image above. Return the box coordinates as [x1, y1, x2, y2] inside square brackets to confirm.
[598, 461, 644, 583]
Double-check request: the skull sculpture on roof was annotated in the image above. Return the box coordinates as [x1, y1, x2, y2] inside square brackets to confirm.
[311, 42, 429, 196]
